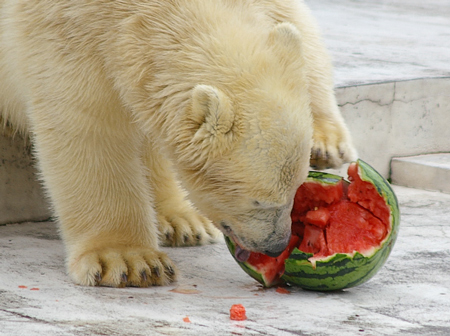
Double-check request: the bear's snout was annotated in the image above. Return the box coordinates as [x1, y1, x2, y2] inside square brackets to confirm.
[226, 204, 293, 255]
[263, 231, 291, 257]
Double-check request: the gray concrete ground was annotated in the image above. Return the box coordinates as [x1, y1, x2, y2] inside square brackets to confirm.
[1, 0, 450, 335]
[1, 186, 450, 336]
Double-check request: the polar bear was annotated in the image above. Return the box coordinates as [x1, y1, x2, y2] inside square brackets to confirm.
[0, 0, 356, 287]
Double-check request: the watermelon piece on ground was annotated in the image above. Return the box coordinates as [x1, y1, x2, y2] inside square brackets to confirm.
[230, 304, 247, 321]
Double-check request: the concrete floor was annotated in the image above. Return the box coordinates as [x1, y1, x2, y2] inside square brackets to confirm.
[1, 0, 450, 335]
[1, 186, 450, 336]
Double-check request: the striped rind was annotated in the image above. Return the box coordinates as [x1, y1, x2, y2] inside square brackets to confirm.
[282, 241, 393, 291]
[306, 171, 342, 185]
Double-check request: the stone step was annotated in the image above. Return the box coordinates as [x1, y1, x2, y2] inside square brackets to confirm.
[390, 153, 450, 193]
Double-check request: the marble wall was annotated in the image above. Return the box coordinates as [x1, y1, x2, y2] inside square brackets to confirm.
[336, 77, 450, 178]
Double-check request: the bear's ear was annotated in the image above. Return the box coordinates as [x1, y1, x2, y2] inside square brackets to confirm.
[269, 22, 303, 60]
[189, 84, 236, 152]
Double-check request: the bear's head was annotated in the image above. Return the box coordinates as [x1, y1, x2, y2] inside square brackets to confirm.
[171, 23, 313, 259]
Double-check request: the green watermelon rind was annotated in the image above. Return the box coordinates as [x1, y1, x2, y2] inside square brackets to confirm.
[306, 171, 342, 185]
[282, 244, 393, 291]
[224, 235, 275, 287]
[281, 159, 400, 291]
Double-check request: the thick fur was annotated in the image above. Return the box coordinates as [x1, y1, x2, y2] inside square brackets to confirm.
[0, 0, 356, 287]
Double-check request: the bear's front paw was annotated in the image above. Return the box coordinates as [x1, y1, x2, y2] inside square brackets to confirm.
[68, 247, 176, 287]
[310, 138, 357, 170]
[310, 125, 357, 170]
[157, 206, 222, 247]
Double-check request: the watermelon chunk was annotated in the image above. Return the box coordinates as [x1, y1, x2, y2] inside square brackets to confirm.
[304, 207, 330, 228]
[298, 224, 328, 255]
[225, 159, 400, 291]
[230, 304, 247, 321]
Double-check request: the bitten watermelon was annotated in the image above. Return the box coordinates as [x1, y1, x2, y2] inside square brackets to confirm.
[225, 159, 400, 291]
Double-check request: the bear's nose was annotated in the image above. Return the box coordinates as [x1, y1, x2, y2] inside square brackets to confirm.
[264, 247, 285, 258]
[263, 232, 291, 257]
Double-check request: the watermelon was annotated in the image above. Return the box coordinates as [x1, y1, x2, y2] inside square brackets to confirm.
[225, 159, 400, 291]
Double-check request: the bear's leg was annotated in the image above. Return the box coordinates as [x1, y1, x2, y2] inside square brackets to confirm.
[142, 139, 221, 247]
[303, 46, 358, 169]
[268, 0, 357, 169]
[31, 104, 176, 287]
[295, 4, 357, 169]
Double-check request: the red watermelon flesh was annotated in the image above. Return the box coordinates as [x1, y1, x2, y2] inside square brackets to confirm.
[347, 162, 391, 228]
[244, 234, 300, 286]
[292, 164, 390, 258]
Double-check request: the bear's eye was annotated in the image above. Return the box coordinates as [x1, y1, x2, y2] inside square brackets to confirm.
[220, 222, 232, 234]
[252, 199, 288, 209]
[252, 200, 276, 209]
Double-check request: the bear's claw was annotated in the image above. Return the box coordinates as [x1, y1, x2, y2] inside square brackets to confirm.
[157, 209, 221, 247]
[69, 247, 177, 287]
[310, 137, 357, 170]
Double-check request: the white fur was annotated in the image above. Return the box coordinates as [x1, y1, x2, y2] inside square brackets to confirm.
[0, 0, 356, 287]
